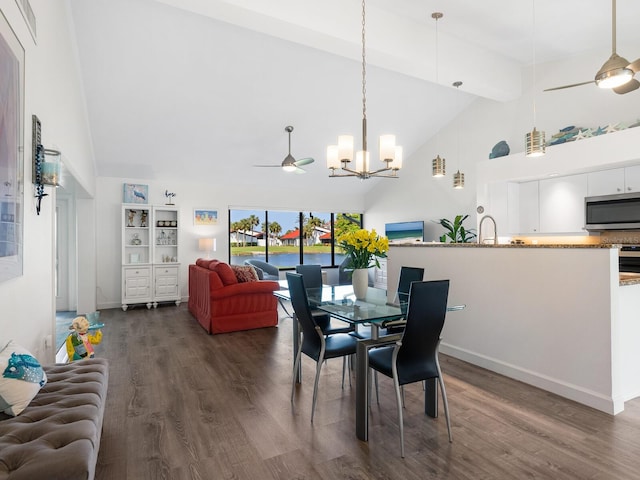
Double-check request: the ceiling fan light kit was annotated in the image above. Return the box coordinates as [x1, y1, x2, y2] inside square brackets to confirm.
[253, 125, 314, 174]
[545, 0, 639, 95]
[326, 0, 402, 180]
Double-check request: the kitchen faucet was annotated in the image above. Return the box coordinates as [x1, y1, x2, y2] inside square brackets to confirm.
[478, 215, 498, 245]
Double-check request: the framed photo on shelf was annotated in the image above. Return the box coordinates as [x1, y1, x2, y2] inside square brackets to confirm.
[194, 209, 217, 226]
[123, 183, 148, 204]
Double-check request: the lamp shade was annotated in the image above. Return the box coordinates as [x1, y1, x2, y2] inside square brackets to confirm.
[326, 145, 340, 170]
[389, 146, 403, 170]
[525, 127, 546, 157]
[432, 155, 445, 177]
[198, 238, 216, 252]
[379, 135, 396, 162]
[338, 135, 354, 162]
[355, 151, 370, 172]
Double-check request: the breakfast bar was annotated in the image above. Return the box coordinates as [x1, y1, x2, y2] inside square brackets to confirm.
[387, 243, 640, 415]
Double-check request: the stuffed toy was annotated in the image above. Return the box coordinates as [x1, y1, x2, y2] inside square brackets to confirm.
[65, 316, 103, 362]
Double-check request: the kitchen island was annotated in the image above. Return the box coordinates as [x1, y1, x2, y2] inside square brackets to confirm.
[387, 243, 640, 414]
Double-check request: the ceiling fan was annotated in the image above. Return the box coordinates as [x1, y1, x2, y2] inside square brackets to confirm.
[544, 0, 639, 95]
[253, 126, 314, 174]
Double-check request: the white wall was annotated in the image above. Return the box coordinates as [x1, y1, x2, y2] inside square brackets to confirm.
[95, 176, 363, 309]
[0, 0, 95, 362]
[364, 49, 640, 239]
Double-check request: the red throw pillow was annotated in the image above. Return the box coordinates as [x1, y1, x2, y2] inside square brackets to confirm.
[230, 265, 259, 283]
[213, 262, 238, 285]
[196, 258, 214, 268]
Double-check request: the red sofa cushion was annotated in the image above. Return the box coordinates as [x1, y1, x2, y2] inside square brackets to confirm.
[212, 262, 238, 285]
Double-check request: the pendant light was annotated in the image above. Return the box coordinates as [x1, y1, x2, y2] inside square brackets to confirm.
[432, 12, 445, 178]
[326, 0, 403, 179]
[452, 81, 464, 189]
[525, 0, 546, 157]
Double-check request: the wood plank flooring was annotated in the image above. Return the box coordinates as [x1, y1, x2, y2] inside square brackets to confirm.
[95, 304, 640, 479]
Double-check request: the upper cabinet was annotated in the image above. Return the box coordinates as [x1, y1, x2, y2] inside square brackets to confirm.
[539, 174, 587, 233]
[518, 181, 539, 234]
[587, 168, 625, 196]
[587, 166, 640, 197]
[623, 165, 640, 193]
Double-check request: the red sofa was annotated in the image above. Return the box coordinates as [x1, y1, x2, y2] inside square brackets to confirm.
[188, 259, 280, 334]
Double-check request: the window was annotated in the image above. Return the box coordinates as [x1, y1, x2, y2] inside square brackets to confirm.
[229, 209, 362, 268]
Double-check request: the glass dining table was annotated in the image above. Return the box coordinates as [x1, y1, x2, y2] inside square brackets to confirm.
[274, 281, 464, 441]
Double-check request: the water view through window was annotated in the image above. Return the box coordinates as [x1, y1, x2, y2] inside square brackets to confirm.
[229, 210, 362, 268]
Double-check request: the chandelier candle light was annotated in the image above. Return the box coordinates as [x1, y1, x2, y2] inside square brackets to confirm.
[327, 0, 403, 179]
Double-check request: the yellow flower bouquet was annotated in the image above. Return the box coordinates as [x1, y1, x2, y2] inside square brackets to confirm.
[337, 228, 389, 269]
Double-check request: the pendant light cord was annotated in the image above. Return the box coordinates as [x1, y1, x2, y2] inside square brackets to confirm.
[361, 0, 367, 152]
[532, 0, 537, 126]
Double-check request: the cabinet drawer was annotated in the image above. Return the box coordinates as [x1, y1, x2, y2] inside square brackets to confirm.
[125, 267, 151, 278]
[155, 266, 178, 276]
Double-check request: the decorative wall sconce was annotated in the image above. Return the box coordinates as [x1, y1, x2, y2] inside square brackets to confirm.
[32, 115, 61, 215]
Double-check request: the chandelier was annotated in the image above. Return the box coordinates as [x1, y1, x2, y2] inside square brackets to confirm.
[326, 0, 403, 179]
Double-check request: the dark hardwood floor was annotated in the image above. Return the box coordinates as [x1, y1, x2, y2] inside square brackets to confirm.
[95, 304, 640, 479]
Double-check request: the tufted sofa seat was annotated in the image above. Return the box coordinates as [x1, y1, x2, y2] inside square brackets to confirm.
[0, 358, 109, 480]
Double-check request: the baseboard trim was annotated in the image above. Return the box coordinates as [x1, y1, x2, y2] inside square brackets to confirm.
[439, 342, 621, 415]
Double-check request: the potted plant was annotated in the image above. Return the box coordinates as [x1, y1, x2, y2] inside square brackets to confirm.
[337, 229, 389, 299]
[436, 215, 477, 243]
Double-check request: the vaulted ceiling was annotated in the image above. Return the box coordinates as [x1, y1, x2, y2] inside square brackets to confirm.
[68, 0, 640, 195]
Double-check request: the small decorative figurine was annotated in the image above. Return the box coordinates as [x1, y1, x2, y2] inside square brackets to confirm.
[127, 209, 136, 227]
[65, 316, 103, 362]
[140, 210, 148, 227]
[165, 190, 176, 205]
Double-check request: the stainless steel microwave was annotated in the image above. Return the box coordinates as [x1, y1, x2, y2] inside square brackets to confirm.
[585, 192, 640, 231]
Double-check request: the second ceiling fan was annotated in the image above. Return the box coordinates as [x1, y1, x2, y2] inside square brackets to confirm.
[253, 126, 314, 174]
[545, 0, 639, 95]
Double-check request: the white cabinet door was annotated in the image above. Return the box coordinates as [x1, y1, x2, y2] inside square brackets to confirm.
[539, 174, 588, 233]
[518, 181, 539, 234]
[624, 165, 640, 193]
[587, 168, 625, 196]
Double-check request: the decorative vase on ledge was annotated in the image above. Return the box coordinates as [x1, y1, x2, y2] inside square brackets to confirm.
[352, 268, 369, 300]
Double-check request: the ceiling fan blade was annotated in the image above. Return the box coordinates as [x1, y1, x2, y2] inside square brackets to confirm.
[294, 167, 306, 175]
[293, 157, 314, 167]
[543, 80, 595, 92]
[613, 78, 640, 94]
[628, 58, 640, 73]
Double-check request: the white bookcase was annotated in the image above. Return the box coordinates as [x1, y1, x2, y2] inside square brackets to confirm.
[121, 204, 181, 310]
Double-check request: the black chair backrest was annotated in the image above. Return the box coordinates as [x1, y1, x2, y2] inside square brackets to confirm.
[397, 280, 449, 381]
[295, 264, 323, 289]
[286, 273, 322, 358]
[397, 266, 424, 316]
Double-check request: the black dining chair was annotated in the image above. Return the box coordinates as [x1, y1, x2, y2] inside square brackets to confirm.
[380, 266, 425, 334]
[295, 264, 354, 335]
[368, 280, 452, 457]
[287, 273, 358, 423]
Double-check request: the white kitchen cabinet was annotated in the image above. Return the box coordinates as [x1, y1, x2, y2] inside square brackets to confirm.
[539, 174, 588, 233]
[517, 181, 540, 234]
[624, 165, 640, 193]
[587, 168, 625, 196]
[153, 265, 180, 307]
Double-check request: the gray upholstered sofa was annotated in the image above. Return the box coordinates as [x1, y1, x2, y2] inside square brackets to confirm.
[0, 358, 109, 480]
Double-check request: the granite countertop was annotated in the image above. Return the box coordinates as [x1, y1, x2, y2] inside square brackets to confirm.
[620, 273, 640, 286]
[390, 242, 618, 249]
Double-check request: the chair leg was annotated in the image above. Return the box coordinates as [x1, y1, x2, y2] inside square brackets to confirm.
[311, 356, 324, 423]
[392, 375, 405, 458]
[291, 342, 303, 404]
[435, 361, 452, 443]
[341, 356, 347, 389]
[374, 371, 379, 404]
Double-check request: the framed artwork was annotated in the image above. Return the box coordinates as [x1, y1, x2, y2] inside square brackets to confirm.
[194, 209, 218, 226]
[0, 10, 25, 283]
[123, 183, 148, 204]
